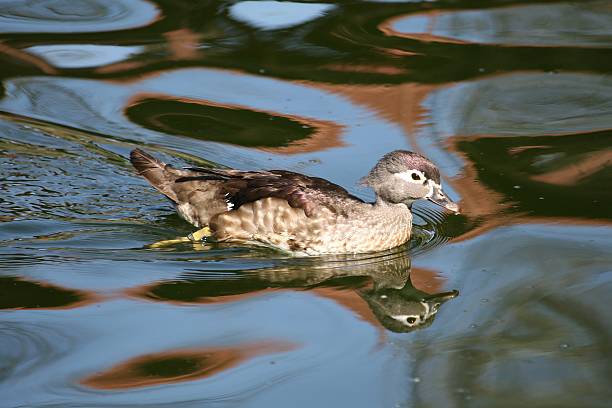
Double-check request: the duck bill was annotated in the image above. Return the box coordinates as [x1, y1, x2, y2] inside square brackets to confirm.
[423, 290, 459, 303]
[427, 183, 460, 214]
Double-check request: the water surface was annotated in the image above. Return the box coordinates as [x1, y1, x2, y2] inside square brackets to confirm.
[1, 1, 611, 407]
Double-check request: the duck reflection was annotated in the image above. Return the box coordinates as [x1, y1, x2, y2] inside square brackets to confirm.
[131, 250, 458, 333]
[363, 277, 457, 333]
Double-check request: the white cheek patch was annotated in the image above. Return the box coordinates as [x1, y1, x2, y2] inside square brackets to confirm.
[391, 314, 421, 326]
[390, 302, 440, 327]
[395, 169, 427, 184]
[424, 181, 439, 198]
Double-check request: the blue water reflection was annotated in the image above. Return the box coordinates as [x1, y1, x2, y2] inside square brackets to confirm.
[0, 0, 159, 33]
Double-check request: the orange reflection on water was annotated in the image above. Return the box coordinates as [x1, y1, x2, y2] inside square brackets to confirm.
[317, 82, 436, 136]
[323, 64, 408, 76]
[81, 341, 297, 390]
[164, 28, 202, 60]
[410, 267, 446, 293]
[0, 43, 58, 75]
[445, 136, 507, 219]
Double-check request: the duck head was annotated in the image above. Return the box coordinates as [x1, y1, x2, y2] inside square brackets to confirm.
[361, 150, 460, 213]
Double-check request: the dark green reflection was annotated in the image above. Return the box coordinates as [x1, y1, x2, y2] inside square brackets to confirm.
[126, 99, 313, 147]
[145, 275, 273, 302]
[0, 276, 88, 309]
[138, 356, 203, 378]
[457, 130, 612, 219]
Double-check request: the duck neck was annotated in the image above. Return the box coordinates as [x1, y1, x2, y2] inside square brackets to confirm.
[375, 196, 412, 210]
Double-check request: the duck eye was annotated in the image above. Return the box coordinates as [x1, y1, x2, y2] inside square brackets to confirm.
[411, 173, 421, 181]
[406, 316, 417, 325]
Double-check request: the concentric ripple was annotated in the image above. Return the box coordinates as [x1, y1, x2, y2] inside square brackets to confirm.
[0, 321, 73, 382]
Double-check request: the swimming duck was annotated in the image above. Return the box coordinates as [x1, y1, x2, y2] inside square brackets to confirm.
[130, 149, 459, 255]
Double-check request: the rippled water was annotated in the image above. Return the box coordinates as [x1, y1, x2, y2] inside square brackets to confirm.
[1, 1, 611, 407]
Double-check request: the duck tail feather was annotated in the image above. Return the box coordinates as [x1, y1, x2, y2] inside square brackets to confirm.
[130, 149, 178, 202]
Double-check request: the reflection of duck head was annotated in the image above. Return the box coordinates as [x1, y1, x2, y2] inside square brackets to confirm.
[329, 251, 458, 333]
[362, 282, 458, 333]
[132, 249, 458, 333]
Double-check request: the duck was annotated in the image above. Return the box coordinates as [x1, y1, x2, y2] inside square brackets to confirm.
[130, 149, 459, 255]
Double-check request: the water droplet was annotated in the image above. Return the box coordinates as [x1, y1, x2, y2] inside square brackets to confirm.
[560, 343, 570, 349]
[411, 377, 421, 383]
[480, 298, 489, 303]
[539, 196, 544, 200]
[513, 185, 521, 189]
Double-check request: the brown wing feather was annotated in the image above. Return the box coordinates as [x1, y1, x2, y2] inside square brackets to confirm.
[131, 149, 365, 229]
[182, 168, 365, 217]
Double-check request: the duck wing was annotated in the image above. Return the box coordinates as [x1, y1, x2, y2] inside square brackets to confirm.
[182, 167, 366, 217]
[131, 148, 366, 228]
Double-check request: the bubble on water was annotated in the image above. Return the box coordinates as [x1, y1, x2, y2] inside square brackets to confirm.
[559, 343, 570, 349]
[480, 298, 489, 303]
[411, 377, 421, 383]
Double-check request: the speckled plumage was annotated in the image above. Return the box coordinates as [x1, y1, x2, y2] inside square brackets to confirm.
[130, 149, 457, 255]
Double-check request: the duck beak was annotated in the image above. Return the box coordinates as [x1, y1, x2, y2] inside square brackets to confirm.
[427, 183, 460, 214]
[423, 290, 459, 303]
